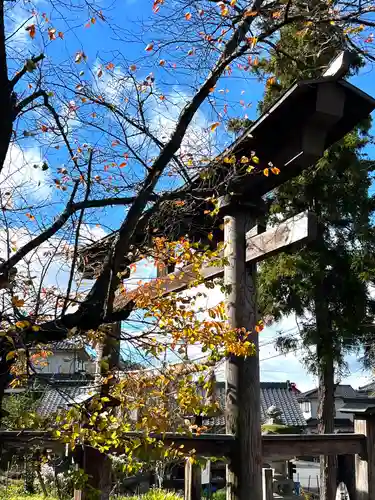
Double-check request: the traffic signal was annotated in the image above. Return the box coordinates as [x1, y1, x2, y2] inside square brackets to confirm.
[288, 461, 297, 479]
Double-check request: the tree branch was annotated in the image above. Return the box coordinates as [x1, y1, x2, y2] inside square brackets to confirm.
[10, 54, 45, 89]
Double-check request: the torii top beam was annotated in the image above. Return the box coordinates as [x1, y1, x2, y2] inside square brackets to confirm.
[78, 77, 375, 279]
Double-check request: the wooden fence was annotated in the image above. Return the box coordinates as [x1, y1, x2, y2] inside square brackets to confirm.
[1, 410, 374, 500]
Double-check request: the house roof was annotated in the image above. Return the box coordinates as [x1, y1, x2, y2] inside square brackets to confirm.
[37, 381, 98, 417]
[358, 381, 375, 394]
[209, 381, 306, 431]
[298, 384, 359, 401]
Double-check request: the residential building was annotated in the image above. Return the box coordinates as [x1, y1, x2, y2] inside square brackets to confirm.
[297, 384, 375, 433]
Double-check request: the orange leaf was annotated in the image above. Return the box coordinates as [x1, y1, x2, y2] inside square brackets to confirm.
[26, 213, 35, 220]
[159, 59, 166, 66]
[145, 43, 154, 52]
[91, 17, 96, 24]
[244, 9, 257, 16]
[185, 12, 192, 20]
[159, 95, 165, 100]
[106, 62, 115, 70]
[271, 166, 280, 175]
[263, 168, 269, 177]
[26, 24, 36, 39]
[41, 124, 48, 132]
[129, 64, 137, 72]
[119, 162, 127, 168]
[210, 122, 220, 132]
[266, 76, 276, 87]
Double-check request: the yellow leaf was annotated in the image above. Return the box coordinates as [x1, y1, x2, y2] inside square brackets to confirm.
[208, 233, 213, 241]
[240, 155, 249, 163]
[224, 156, 235, 164]
[210, 122, 220, 132]
[12, 296, 25, 307]
[32, 325, 41, 331]
[6, 351, 16, 362]
[263, 168, 269, 177]
[252, 155, 259, 164]
[230, 0, 237, 5]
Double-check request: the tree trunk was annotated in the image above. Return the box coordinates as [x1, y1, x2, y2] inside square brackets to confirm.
[82, 446, 112, 500]
[317, 353, 337, 500]
[316, 284, 337, 500]
[82, 322, 121, 500]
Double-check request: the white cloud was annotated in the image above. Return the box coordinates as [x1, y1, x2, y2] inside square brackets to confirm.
[0, 143, 52, 203]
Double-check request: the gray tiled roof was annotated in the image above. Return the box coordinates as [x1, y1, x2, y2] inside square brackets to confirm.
[299, 384, 359, 400]
[260, 382, 306, 427]
[205, 381, 306, 431]
[37, 382, 98, 416]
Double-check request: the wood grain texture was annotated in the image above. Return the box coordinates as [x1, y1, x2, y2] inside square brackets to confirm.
[262, 469, 273, 500]
[223, 207, 262, 500]
[355, 417, 375, 500]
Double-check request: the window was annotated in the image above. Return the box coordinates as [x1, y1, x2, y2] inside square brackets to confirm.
[302, 401, 311, 413]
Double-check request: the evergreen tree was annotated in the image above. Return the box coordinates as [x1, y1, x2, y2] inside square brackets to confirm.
[255, 23, 375, 500]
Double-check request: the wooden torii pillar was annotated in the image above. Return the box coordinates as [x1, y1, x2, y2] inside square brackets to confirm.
[219, 197, 316, 500]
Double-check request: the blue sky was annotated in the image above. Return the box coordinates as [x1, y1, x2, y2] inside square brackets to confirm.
[4, 0, 375, 392]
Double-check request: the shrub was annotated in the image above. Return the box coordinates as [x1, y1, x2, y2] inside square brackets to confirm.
[118, 489, 182, 499]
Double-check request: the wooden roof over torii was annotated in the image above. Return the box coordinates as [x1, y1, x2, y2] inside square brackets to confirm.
[78, 74, 375, 280]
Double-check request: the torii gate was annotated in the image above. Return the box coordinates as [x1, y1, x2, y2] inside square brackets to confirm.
[79, 56, 375, 500]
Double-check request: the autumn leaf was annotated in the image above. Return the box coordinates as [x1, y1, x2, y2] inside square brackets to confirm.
[187, 48, 195, 56]
[75, 51, 87, 63]
[272, 10, 281, 18]
[159, 95, 165, 100]
[263, 168, 269, 177]
[26, 212, 35, 220]
[244, 9, 257, 17]
[230, 0, 236, 5]
[112, 140, 120, 147]
[26, 24, 36, 39]
[119, 162, 127, 168]
[48, 28, 56, 40]
[240, 156, 249, 163]
[159, 59, 166, 66]
[58, 31, 64, 39]
[266, 76, 277, 87]
[6, 351, 16, 362]
[271, 166, 280, 175]
[198, 9, 204, 16]
[210, 122, 220, 132]
[97, 67, 103, 78]
[185, 12, 192, 20]
[106, 62, 115, 70]
[41, 124, 48, 132]
[129, 64, 137, 72]
[251, 153, 259, 164]
[12, 296, 25, 307]
[145, 43, 154, 52]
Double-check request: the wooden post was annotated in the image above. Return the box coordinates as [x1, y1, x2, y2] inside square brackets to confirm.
[262, 469, 273, 500]
[221, 195, 262, 500]
[185, 459, 201, 500]
[355, 414, 375, 500]
[338, 454, 356, 500]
